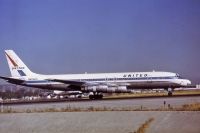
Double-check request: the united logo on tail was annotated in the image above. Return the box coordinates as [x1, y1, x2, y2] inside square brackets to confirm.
[5, 53, 18, 67]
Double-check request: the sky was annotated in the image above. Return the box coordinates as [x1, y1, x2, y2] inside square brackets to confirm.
[0, 0, 200, 84]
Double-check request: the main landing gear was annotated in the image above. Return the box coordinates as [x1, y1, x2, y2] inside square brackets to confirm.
[89, 93, 103, 100]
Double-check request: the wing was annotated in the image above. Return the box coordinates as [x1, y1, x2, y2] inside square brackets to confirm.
[47, 79, 85, 86]
[47, 79, 118, 87]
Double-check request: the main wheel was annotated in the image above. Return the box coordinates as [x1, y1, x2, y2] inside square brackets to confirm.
[98, 94, 103, 99]
[89, 95, 94, 100]
[89, 94, 103, 100]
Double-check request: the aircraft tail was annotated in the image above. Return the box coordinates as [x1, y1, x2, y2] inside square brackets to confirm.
[5, 50, 35, 77]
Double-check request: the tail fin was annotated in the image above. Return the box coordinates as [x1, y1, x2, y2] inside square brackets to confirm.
[5, 50, 35, 77]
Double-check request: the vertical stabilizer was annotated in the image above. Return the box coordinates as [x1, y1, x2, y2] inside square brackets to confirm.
[5, 50, 35, 77]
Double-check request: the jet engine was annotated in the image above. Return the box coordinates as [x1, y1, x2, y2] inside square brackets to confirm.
[84, 85, 129, 93]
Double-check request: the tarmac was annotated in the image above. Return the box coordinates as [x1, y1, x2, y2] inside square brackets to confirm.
[0, 96, 200, 133]
[0, 111, 200, 133]
[3, 96, 200, 112]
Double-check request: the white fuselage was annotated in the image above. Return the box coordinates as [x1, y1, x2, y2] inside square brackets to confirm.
[20, 71, 191, 91]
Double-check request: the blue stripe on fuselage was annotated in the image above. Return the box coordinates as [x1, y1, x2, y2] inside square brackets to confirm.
[25, 80, 49, 83]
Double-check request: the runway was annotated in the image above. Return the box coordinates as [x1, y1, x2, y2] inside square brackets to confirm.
[1, 96, 200, 133]
[0, 111, 200, 133]
[4, 95, 200, 112]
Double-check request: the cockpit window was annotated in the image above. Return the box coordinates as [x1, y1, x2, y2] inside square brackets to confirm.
[175, 73, 183, 79]
[176, 73, 180, 77]
[175, 73, 180, 78]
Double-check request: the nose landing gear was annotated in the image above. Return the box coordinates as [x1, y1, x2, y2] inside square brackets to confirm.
[166, 88, 174, 96]
[168, 91, 173, 96]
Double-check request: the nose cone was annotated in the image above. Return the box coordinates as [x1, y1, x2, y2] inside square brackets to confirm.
[181, 79, 191, 86]
[187, 80, 192, 85]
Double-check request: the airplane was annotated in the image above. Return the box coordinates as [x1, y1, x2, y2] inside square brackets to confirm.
[0, 50, 192, 99]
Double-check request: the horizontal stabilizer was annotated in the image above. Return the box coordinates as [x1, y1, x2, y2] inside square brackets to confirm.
[0, 76, 24, 84]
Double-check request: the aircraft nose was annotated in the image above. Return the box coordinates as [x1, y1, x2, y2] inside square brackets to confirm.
[187, 80, 191, 85]
[181, 79, 191, 86]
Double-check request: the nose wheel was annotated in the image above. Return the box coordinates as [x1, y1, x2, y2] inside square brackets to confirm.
[168, 91, 173, 96]
[166, 88, 174, 96]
